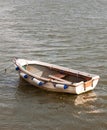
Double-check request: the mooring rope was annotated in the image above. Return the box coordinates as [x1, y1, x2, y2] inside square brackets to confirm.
[0, 62, 13, 74]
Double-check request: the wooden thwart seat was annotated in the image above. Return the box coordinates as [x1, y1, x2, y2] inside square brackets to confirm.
[48, 73, 72, 84]
[52, 73, 65, 79]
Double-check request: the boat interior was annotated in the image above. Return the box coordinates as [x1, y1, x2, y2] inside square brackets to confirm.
[23, 64, 92, 83]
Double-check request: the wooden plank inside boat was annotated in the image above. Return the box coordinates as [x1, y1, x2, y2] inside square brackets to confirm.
[26, 65, 43, 76]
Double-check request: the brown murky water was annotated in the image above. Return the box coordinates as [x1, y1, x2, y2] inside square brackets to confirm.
[0, 0, 107, 130]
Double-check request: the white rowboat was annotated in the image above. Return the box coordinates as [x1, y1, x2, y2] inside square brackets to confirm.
[13, 58, 100, 94]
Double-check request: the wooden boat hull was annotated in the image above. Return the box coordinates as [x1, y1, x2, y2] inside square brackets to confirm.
[13, 58, 100, 94]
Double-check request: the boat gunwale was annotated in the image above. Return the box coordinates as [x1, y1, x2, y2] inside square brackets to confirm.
[14, 58, 100, 83]
[15, 58, 99, 78]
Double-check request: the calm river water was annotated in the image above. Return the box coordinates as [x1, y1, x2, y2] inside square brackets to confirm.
[0, 0, 107, 130]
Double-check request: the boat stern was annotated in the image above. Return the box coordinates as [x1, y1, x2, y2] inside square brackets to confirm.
[74, 75, 100, 94]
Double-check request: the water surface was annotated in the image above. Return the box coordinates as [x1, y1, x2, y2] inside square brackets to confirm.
[0, 0, 107, 130]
